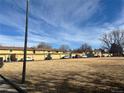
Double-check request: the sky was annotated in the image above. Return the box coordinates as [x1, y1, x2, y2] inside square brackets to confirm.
[0, 0, 124, 49]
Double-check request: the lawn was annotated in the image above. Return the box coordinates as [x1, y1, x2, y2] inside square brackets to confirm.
[0, 57, 124, 93]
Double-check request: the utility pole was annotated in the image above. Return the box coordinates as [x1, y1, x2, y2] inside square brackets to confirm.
[22, 0, 29, 84]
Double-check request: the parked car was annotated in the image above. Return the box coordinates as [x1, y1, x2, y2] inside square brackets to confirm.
[82, 55, 88, 58]
[61, 55, 70, 59]
[26, 57, 34, 61]
[0, 62, 4, 68]
[19, 57, 34, 61]
[74, 55, 82, 58]
[0, 57, 4, 68]
[86, 53, 94, 58]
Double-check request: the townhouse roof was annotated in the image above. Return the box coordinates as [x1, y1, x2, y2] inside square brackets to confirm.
[0, 46, 59, 51]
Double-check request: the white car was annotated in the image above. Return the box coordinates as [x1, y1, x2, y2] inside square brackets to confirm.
[61, 56, 70, 59]
[26, 57, 34, 61]
[19, 57, 34, 61]
[82, 55, 88, 58]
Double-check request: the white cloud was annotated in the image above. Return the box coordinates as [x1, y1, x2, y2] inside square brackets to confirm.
[2, 0, 124, 49]
[29, 0, 100, 27]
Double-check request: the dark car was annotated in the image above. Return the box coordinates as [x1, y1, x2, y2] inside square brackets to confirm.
[0, 57, 4, 68]
[74, 55, 82, 58]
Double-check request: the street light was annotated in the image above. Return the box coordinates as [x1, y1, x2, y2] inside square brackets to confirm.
[22, 0, 29, 84]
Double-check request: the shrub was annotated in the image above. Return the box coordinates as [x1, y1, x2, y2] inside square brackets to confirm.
[45, 53, 52, 60]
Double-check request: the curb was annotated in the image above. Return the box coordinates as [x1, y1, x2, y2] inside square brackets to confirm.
[0, 75, 27, 93]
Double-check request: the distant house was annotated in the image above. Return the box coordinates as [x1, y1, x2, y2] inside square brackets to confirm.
[93, 49, 103, 57]
[93, 49, 112, 57]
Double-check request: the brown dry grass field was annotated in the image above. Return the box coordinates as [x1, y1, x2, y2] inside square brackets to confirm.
[0, 57, 124, 93]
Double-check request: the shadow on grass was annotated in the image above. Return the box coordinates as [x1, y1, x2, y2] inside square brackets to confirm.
[19, 72, 124, 93]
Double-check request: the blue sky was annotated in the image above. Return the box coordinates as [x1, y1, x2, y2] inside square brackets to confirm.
[0, 0, 124, 49]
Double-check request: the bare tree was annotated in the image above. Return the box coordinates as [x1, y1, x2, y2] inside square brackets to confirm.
[100, 30, 124, 49]
[73, 43, 92, 53]
[80, 43, 92, 52]
[109, 43, 123, 56]
[100, 30, 124, 56]
[37, 42, 52, 49]
[59, 44, 70, 52]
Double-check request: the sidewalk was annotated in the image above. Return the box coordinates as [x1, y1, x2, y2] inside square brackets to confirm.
[0, 77, 18, 93]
